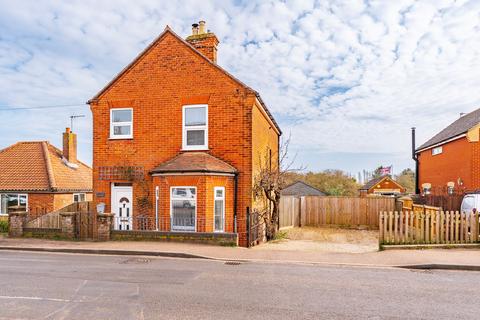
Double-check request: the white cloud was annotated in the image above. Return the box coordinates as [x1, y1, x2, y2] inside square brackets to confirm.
[0, 0, 479, 174]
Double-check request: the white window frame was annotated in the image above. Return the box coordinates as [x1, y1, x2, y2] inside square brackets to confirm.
[432, 146, 443, 155]
[182, 104, 208, 150]
[213, 187, 225, 232]
[110, 108, 133, 139]
[170, 186, 197, 232]
[0, 193, 28, 215]
[73, 193, 86, 203]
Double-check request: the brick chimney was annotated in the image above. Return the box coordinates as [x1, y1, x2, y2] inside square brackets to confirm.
[62, 127, 77, 163]
[186, 20, 219, 63]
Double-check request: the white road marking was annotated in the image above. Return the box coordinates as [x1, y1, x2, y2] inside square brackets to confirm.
[0, 296, 71, 303]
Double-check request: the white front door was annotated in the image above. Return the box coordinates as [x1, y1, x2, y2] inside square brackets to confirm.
[112, 186, 133, 231]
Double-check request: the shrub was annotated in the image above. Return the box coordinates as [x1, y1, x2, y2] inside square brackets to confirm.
[0, 220, 8, 233]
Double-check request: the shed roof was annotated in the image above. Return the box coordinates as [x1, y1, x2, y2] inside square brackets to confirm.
[281, 181, 325, 196]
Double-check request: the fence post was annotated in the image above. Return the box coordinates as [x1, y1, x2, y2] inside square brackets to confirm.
[300, 197, 306, 227]
[246, 207, 250, 248]
[8, 206, 27, 237]
[379, 212, 384, 245]
[60, 212, 76, 239]
[96, 213, 113, 241]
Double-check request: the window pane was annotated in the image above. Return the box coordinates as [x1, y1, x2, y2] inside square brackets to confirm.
[172, 188, 195, 199]
[186, 130, 205, 146]
[7, 194, 18, 208]
[185, 107, 206, 126]
[215, 189, 223, 198]
[19, 195, 27, 206]
[215, 199, 224, 231]
[79, 194, 86, 202]
[113, 125, 131, 136]
[112, 110, 132, 122]
[0, 195, 8, 214]
[172, 200, 195, 230]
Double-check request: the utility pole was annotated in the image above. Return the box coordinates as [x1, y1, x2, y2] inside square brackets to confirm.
[70, 115, 85, 132]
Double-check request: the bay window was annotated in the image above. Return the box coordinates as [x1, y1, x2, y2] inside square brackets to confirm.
[171, 187, 196, 231]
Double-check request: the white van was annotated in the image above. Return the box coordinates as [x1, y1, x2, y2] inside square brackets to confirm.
[460, 193, 480, 215]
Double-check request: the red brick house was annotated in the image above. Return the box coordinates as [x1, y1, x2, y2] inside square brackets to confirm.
[88, 22, 281, 246]
[416, 108, 480, 195]
[359, 176, 406, 197]
[0, 128, 92, 218]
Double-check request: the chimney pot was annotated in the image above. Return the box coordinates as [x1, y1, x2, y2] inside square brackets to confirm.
[199, 20, 206, 34]
[192, 23, 199, 35]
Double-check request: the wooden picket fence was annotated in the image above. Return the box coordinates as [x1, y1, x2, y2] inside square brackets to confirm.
[380, 211, 480, 245]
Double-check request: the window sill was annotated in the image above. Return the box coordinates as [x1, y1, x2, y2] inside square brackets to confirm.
[109, 137, 133, 140]
[181, 147, 209, 151]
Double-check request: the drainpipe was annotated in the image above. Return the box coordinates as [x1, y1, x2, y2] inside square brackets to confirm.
[233, 173, 238, 233]
[155, 186, 159, 231]
[412, 127, 420, 194]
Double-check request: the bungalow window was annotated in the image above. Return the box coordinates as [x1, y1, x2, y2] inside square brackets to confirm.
[110, 108, 133, 139]
[183, 105, 208, 150]
[73, 193, 86, 203]
[214, 187, 225, 232]
[432, 146, 442, 155]
[0, 194, 28, 215]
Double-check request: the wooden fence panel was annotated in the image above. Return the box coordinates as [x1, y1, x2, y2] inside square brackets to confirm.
[379, 210, 480, 246]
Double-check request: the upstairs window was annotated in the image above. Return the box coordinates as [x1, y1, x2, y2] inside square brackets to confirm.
[110, 108, 133, 139]
[183, 105, 208, 150]
[432, 146, 442, 155]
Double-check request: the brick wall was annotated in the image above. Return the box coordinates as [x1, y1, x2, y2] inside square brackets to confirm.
[90, 30, 279, 246]
[418, 137, 474, 193]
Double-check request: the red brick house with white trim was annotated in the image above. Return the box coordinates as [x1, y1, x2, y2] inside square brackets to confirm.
[88, 22, 281, 247]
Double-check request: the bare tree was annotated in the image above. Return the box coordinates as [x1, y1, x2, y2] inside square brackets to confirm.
[252, 135, 301, 240]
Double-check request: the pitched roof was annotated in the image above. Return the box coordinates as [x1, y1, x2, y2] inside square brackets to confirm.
[417, 108, 480, 151]
[87, 26, 281, 135]
[359, 175, 404, 191]
[151, 152, 237, 175]
[281, 181, 325, 196]
[0, 141, 92, 192]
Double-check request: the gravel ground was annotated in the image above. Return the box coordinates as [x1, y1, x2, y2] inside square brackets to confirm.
[254, 227, 379, 253]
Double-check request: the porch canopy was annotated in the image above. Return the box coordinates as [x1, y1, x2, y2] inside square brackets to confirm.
[150, 152, 237, 175]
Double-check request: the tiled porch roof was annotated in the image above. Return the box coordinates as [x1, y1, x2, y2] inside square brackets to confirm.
[151, 152, 237, 175]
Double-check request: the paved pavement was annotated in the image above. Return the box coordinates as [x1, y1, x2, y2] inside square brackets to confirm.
[1, 237, 480, 268]
[0, 251, 479, 319]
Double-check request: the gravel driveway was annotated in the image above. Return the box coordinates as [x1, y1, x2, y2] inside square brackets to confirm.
[254, 227, 379, 253]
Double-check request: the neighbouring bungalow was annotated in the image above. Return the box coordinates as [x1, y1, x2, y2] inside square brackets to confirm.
[415, 108, 480, 195]
[359, 176, 406, 197]
[281, 181, 325, 197]
[0, 128, 92, 220]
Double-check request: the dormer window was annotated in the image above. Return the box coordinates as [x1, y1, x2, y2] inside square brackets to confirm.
[183, 104, 208, 150]
[110, 108, 133, 139]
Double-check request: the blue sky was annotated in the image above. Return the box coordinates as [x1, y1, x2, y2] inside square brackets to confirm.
[1, 0, 480, 178]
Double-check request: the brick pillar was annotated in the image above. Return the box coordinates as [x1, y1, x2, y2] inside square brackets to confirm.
[60, 212, 76, 239]
[8, 206, 27, 237]
[96, 213, 113, 241]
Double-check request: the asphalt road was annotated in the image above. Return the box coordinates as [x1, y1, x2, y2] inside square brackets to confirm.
[0, 251, 479, 320]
